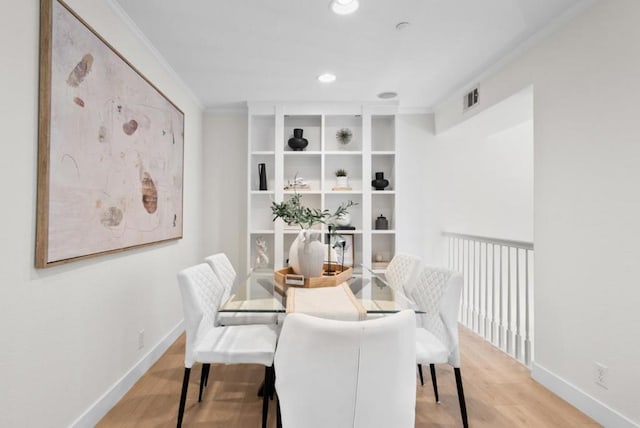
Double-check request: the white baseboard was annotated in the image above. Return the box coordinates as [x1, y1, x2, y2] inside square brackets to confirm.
[70, 320, 184, 428]
[531, 363, 639, 428]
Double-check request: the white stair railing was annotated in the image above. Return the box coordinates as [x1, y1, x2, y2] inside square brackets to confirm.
[443, 232, 534, 367]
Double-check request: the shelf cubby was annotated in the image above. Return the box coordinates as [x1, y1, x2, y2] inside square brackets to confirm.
[371, 115, 395, 151]
[284, 115, 321, 152]
[325, 193, 363, 231]
[371, 193, 395, 230]
[371, 234, 395, 265]
[324, 115, 362, 152]
[371, 153, 395, 191]
[250, 153, 275, 191]
[249, 232, 275, 271]
[251, 115, 275, 152]
[283, 153, 321, 191]
[250, 193, 275, 231]
[325, 153, 363, 191]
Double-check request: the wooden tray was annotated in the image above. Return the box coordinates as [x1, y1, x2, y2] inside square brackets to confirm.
[274, 264, 353, 288]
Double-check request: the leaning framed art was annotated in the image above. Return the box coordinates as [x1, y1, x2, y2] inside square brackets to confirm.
[36, 0, 185, 267]
[325, 233, 355, 268]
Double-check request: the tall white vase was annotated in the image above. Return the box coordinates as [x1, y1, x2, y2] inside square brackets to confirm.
[289, 230, 324, 278]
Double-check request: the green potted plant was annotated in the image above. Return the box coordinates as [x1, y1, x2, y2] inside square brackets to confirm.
[271, 192, 355, 230]
[271, 193, 355, 277]
[335, 168, 349, 189]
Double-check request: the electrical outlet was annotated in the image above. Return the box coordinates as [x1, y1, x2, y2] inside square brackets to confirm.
[138, 329, 145, 350]
[594, 362, 608, 389]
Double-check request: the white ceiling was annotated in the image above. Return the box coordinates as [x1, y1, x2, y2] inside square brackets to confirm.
[113, 0, 587, 110]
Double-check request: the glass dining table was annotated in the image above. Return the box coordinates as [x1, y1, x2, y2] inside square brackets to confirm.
[219, 269, 422, 316]
[221, 268, 423, 397]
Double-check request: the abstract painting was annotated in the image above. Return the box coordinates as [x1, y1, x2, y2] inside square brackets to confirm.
[36, 0, 184, 267]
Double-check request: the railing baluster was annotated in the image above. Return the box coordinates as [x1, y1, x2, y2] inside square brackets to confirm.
[525, 249, 532, 366]
[476, 241, 481, 333]
[484, 242, 489, 340]
[473, 241, 479, 333]
[499, 245, 504, 350]
[491, 243, 496, 345]
[515, 249, 522, 362]
[507, 247, 513, 355]
[467, 239, 473, 327]
[463, 239, 469, 325]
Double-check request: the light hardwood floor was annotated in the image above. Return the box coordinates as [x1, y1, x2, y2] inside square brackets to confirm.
[98, 326, 600, 427]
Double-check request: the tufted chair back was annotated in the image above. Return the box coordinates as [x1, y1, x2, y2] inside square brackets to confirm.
[177, 263, 226, 368]
[204, 253, 237, 304]
[384, 253, 422, 295]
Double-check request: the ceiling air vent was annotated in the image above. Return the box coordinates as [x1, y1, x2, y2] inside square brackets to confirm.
[463, 87, 479, 110]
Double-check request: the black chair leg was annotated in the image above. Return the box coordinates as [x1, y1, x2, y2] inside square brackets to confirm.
[417, 364, 424, 386]
[454, 367, 469, 428]
[198, 364, 210, 402]
[276, 394, 282, 428]
[177, 367, 191, 428]
[203, 363, 210, 387]
[430, 364, 440, 403]
[262, 366, 273, 428]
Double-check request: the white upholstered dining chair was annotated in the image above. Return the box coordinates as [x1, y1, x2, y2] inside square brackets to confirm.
[274, 310, 417, 428]
[408, 266, 468, 428]
[204, 253, 278, 326]
[176, 263, 278, 428]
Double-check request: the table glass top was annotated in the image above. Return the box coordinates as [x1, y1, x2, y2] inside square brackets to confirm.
[219, 270, 420, 314]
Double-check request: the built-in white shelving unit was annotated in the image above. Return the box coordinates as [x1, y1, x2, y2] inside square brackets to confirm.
[247, 103, 397, 276]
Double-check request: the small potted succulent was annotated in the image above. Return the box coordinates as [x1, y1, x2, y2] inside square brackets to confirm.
[335, 168, 349, 189]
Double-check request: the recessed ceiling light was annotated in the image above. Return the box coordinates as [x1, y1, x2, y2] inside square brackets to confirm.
[330, 0, 359, 15]
[377, 92, 398, 99]
[318, 73, 337, 83]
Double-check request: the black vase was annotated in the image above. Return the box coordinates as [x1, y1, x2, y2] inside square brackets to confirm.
[258, 163, 267, 191]
[371, 172, 389, 190]
[288, 128, 309, 151]
[375, 214, 389, 230]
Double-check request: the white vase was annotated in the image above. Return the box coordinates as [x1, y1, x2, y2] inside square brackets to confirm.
[289, 230, 324, 278]
[335, 176, 349, 188]
[335, 212, 351, 227]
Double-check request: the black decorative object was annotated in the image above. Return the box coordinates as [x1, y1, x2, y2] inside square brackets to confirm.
[336, 128, 352, 145]
[375, 214, 389, 230]
[339, 239, 346, 273]
[258, 163, 267, 191]
[287, 128, 308, 151]
[324, 225, 336, 276]
[371, 172, 389, 190]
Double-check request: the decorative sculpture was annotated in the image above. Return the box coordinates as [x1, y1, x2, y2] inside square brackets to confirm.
[256, 236, 269, 268]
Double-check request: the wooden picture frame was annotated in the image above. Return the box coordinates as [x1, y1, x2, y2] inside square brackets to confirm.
[36, 0, 185, 268]
[326, 233, 355, 268]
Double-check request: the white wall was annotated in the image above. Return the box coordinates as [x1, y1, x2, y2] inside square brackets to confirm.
[436, 120, 533, 242]
[0, 1, 204, 426]
[203, 112, 248, 271]
[435, 1, 640, 425]
[395, 114, 439, 263]
[432, 86, 534, 245]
